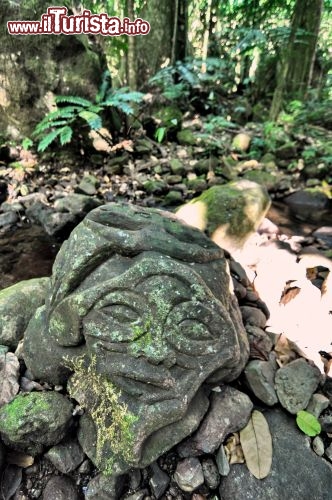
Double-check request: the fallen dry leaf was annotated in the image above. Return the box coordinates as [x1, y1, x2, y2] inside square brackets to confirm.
[279, 280, 301, 306]
[319, 351, 332, 375]
[6, 451, 34, 468]
[224, 433, 244, 464]
[0, 352, 20, 407]
[111, 139, 134, 153]
[240, 410, 272, 479]
[274, 333, 308, 367]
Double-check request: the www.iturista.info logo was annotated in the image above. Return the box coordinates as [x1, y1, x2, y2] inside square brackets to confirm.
[7, 6, 150, 36]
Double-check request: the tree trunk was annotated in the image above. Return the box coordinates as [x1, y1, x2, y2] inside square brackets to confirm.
[286, 0, 323, 97]
[270, 0, 323, 120]
[201, 0, 212, 72]
[172, 0, 188, 63]
[125, 0, 137, 89]
[135, 1, 175, 87]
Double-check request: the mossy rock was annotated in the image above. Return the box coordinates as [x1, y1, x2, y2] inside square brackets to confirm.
[242, 170, 280, 191]
[0, 392, 73, 455]
[177, 129, 197, 146]
[143, 179, 169, 195]
[193, 157, 218, 175]
[169, 159, 186, 176]
[275, 142, 297, 160]
[176, 180, 271, 253]
[163, 190, 184, 206]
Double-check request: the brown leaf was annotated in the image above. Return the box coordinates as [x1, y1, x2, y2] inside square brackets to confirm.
[6, 451, 34, 468]
[240, 410, 272, 479]
[274, 333, 308, 367]
[319, 351, 332, 375]
[224, 433, 244, 464]
[0, 352, 20, 407]
[321, 269, 331, 298]
[279, 280, 301, 306]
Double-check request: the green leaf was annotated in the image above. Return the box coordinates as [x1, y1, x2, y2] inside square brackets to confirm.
[22, 138, 33, 150]
[296, 411, 321, 437]
[37, 128, 64, 152]
[78, 110, 102, 130]
[55, 95, 92, 107]
[60, 126, 73, 146]
[87, 105, 103, 114]
[155, 127, 167, 143]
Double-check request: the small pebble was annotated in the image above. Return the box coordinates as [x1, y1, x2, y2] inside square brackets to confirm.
[201, 458, 220, 489]
[306, 393, 330, 418]
[312, 436, 325, 456]
[174, 457, 204, 493]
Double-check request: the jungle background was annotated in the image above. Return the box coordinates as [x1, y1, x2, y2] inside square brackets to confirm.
[0, 0, 331, 248]
[0, 2, 332, 499]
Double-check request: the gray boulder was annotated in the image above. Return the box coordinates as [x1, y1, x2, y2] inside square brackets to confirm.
[54, 193, 101, 215]
[0, 277, 49, 349]
[178, 386, 253, 457]
[219, 409, 332, 500]
[23, 203, 249, 475]
[275, 358, 321, 414]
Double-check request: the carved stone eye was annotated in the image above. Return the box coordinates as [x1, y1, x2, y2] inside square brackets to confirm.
[165, 301, 224, 355]
[101, 304, 139, 323]
[178, 319, 214, 342]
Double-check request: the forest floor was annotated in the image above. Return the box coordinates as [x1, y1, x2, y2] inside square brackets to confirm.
[0, 114, 332, 498]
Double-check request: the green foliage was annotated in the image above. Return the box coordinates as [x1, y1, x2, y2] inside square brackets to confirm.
[296, 410, 321, 437]
[149, 58, 231, 106]
[203, 116, 238, 133]
[21, 137, 33, 151]
[33, 71, 144, 152]
[155, 127, 167, 143]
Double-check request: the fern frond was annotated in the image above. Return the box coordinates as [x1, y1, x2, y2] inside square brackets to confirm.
[115, 91, 144, 103]
[33, 119, 71, 135]
[104, 89, 144, 105]
[55, 95, 92, 107]
[37, 128, 64, 152]
[60, 126, 73, 145]
[78, 110, 103, 130]
[108, 101, 134, 115]
[33, 107, 79, 135]
[87, 105, 103, 114]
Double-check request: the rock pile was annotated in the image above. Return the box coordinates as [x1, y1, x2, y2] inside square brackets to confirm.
[0, 204, 331, 499]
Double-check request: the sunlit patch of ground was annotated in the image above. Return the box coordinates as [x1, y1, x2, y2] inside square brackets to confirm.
[232, 227, 332, 373]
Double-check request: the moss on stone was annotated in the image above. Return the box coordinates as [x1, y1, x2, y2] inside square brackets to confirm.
[177, 129, 197, 146]
[189, 182, 270, 239]
[67, 355, 138, 476]
[242, 170, 279, 191]
[0, 393, 51, 435]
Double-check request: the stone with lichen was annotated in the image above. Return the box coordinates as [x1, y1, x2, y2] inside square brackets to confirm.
[22, 203, 249, 475]
[176, 180, 271, 253]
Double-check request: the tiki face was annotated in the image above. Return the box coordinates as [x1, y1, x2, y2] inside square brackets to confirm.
[24, 203, 249, 473]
